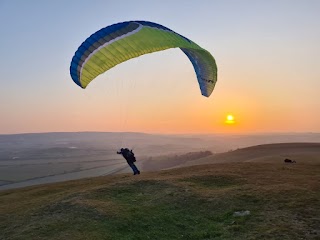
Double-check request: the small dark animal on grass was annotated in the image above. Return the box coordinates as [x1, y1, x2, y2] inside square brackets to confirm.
[284, 158, 296, 163]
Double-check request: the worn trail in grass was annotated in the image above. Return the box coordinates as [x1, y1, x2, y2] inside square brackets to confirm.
[1, 162, 319, 239]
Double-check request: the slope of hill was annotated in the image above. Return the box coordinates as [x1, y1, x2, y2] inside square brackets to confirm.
[176, 143, 320, 168]
[1, 160, 319, 239]
[141, 150, 213, 171]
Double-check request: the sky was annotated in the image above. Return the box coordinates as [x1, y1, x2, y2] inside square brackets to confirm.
[0, 0, 319, 134]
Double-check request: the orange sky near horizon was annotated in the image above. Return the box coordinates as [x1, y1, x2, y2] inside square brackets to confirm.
[2, 56, 319, 135]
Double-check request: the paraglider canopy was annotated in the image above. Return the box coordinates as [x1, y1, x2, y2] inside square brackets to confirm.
[70, 20, 217, 97]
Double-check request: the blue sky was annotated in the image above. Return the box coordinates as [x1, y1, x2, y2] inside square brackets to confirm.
[0, 0, 319, 134]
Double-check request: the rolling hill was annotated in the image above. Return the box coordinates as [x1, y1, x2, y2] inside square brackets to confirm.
[174, 143, 320, 168]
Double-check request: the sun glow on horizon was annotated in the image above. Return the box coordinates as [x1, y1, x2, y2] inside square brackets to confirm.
[225, 114, 235, 125]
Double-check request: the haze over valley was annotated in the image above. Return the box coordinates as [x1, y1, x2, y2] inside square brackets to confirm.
[1, 132, 319, 190]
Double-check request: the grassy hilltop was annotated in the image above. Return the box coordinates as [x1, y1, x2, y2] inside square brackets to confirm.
[1, 144, 320, 239]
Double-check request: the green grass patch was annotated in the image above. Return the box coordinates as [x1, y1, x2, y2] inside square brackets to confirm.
[77, 180, 260, 239]
[180, 175, 242, 189]
[2, 180, 262, 239]
[1, 163, 319, 239]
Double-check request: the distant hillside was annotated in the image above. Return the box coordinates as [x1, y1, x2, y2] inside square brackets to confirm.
[178, 143, 320, 168]
[1, 132, 320, 157]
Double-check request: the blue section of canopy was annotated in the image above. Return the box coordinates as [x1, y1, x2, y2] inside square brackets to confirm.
[181, 48, 208, 96]
[70, 22, 131, 87]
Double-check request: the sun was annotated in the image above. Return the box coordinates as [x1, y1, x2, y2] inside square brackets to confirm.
[225, 114, 235, 124]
